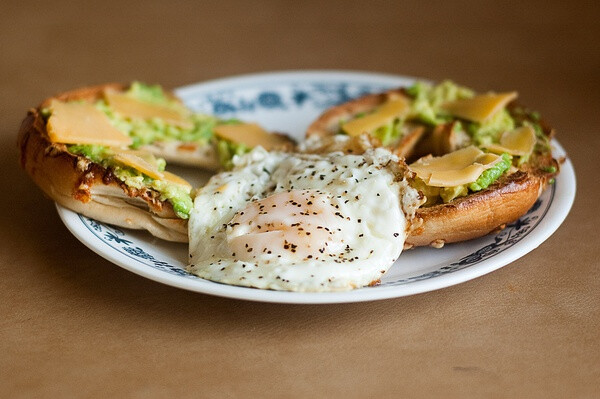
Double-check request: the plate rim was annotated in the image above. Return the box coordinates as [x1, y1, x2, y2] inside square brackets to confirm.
[54, 70, 577, 304]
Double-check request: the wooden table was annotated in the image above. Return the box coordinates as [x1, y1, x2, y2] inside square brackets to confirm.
[1, 1, 598, 397]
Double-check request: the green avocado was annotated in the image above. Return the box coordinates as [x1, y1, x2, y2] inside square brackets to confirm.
[340, 80, 476, 144]
[466, 109, 515, 147]
[372, 117, 404, 146]
[439, 185, 469, 203]
[66, 144, 193, 219]
[406, 80, 475, 125]
[406, 80, 519, 147]
[216, 138, 250, 170]
[57, 83, 257, 218]
[414, 152, 513, 205]
[469, 153, 512, 192]
[95, 82, 218, 149]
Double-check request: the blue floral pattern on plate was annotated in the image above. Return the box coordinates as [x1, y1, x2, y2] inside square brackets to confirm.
[183, 82, 391, 116]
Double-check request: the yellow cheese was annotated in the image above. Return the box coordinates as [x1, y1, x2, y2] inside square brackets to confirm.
[161, 171, 192, 188]
[111, 149, 191, 186]
[46, 100, 133, 147]
[442, 92, 518, 123]
[111, 150, 164, 180]
[485, 126, 536, 156]
[409, 146, 502, 187]
[341, 97, 410, 137]
[104, 90, 193, 129]
[213, 123, 290, 151]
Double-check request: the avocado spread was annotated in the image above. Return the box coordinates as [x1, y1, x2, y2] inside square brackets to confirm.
[66, 144, 193, 219]
[404, 82, 531, 203]
[96, 82, 218, 148]
[469, 153, 512, 192]
[340, 80, 496, 145]
[410, 152, 513, 205]
[59, 82, 250, 218]
[216, 139, 250, 170]
[372, 118, 404, 146]
[405, 80, 475, 125]
[94, 82, 244, 168]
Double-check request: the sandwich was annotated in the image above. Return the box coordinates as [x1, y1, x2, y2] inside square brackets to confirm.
[305, 80, 560, 247]
[18, 82, 294, 242]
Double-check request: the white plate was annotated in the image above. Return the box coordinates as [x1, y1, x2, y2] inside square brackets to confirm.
[56, 71, 576, 304]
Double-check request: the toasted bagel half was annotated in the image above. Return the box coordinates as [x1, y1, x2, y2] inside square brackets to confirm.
[18, 83, 298, 242]
[18, 84, 194, 242]
[305, 83, 560, 247]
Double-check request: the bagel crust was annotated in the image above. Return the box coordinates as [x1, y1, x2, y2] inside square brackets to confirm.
[306, 89, 407, 138]
[305, 86, 560, 247]
[18, 84, 190, 242]
[405, 171, 545, 247]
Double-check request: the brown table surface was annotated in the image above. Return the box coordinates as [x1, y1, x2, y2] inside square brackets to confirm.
[2, 1, 599, 397]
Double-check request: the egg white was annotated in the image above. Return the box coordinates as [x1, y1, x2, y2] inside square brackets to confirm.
[187, 147, 414, 292]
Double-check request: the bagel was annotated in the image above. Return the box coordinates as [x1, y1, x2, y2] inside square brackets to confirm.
[17, 83, 294, 242]
[305, 80, 560, 247]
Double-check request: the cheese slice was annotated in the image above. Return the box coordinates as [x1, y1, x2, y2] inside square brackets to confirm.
[342, 97, 410, 137]
[442, 92, 518, 123]
[104, 90, 193, 129]
[111, 150, 164, 180]
[111, 149, 191, 187]
[213, 123, 291, 151]
[409, 146, 502, 187]
[485, 126, 536, 156]
[46, 100, 133, 147]
[161, 171, 192, 188]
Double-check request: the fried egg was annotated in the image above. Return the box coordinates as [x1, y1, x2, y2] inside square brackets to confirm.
[187, 147, 419, 291]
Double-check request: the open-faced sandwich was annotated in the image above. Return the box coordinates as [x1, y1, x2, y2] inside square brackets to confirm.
[305, 80, 560, 248]
[17, 82, 294, 242]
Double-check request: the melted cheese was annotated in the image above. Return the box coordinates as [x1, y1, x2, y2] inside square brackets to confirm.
[46, 100, 133, 147]
[485, 126, 536, 156]
[342, 97, 410, 137]
[442, 92, 518, 123]
[104, 90, 193, 129]
[409, 146, 502, 187]
[111, 150, 164, 180]
[110, 149, 191, 187]
[161, 171, 192, 188]
[213, 123, 290, 150]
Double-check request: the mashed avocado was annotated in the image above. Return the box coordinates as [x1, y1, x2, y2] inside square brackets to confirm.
[95, 82, 218, 149]
[126, 81, 173, 105]
[406, 80, 475, 125]
[372, 118, 404, 146]
[66, 144, 109, 164]
[338, 111, 404, 146]
[94, 82, 246, 169]
[466, 109, 515, 147]
[412, 152, 512, 205]
[406, 81, 517, 146]
[340, 81, 475, 145]
[51, 82, 274, 218]
[216, 139, 250, 170]
[469, 153, 512, 192]
[67, 144, 193, 219]
[56, 82, 256, 218]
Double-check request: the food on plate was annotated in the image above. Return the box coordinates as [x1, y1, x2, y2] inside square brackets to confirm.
[187, 147, 422, 291]
[18, 77, 563, 292]
[18, 82, 293, 242]
[305, 80, 560, 247]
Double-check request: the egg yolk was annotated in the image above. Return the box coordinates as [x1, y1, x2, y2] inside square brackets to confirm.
[226, 190, 350, 263]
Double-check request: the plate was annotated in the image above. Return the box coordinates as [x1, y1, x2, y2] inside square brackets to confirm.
[55, 70, 576, 304]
